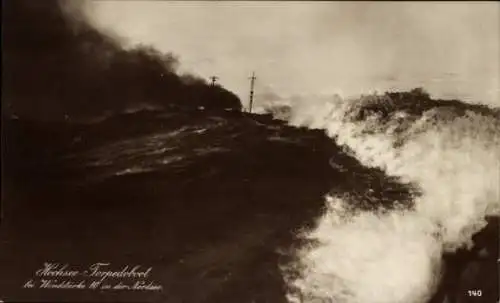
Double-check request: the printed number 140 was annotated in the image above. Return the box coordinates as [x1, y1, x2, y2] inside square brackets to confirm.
[467, 290, 482, 297]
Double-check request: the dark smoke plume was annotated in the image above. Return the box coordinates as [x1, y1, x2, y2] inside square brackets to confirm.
[2, 0, 242, 121]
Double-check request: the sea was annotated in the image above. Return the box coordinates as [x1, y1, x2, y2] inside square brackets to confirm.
[1, 91, 499, 303]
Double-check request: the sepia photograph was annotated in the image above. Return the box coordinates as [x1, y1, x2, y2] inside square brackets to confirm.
[1, 1, 499, 302]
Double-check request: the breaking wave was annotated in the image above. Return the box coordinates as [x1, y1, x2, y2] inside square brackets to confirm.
[281, 91, 500, 303]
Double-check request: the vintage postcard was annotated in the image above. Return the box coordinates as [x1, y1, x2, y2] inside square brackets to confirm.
[1, 1, 499, 302]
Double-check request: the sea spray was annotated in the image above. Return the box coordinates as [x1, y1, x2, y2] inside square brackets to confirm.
[283, 92, 500, 302]
[284, 196, 443, 303]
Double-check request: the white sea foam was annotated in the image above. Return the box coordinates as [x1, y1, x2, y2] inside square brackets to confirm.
[282, 93, 500, 303]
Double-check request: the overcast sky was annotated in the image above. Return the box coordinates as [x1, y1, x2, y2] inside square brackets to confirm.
[88, 1, 500, 108]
